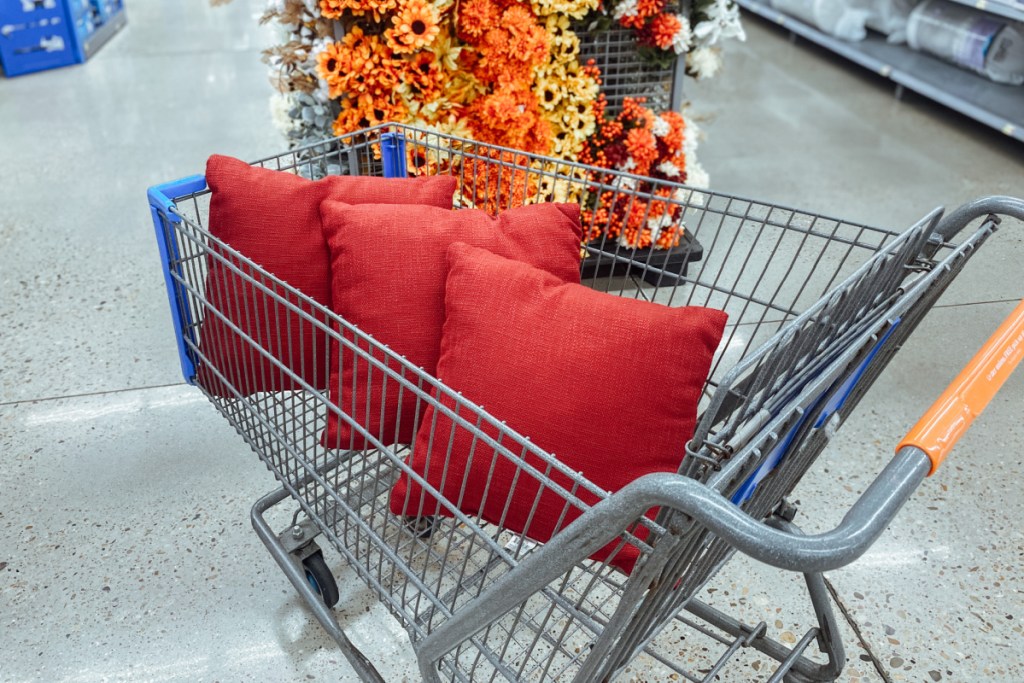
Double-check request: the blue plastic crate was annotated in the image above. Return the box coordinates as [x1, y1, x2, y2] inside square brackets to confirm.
[0, 0, 78, 76]
[0, 0, 125, 77]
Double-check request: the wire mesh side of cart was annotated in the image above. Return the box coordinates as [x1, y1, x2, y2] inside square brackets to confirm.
[150, 124, 992, 681]
[576, 23, 681, 114]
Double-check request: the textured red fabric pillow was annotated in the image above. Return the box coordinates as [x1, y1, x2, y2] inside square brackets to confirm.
[197, 155, 457, 396]
[320, 201, 583, 450]
[390, 243, 728, 573]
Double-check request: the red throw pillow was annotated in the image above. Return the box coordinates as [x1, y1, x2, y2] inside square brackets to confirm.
[320, 201, 583, 450]
[390, 243, 728, 573]
[197, 155, 457, 397]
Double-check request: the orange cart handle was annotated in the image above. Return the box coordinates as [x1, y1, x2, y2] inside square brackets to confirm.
[898, 299, 1024, 475]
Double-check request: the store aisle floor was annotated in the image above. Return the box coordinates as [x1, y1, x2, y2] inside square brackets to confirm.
[2, 3, 1021, 681]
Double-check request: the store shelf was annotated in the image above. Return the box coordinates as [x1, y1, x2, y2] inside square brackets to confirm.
[736, 0, 1024, 142]
[81, 6, 125, 60]
[945, 0, 1024, 23]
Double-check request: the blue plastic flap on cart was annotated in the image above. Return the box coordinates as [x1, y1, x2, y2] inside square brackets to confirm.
[147, 175, 208, 219]
[731, 318, 903, 505]
[381, 132, 408, 178]
[812, 318, 902, 429]
[148, 175, 207, 385]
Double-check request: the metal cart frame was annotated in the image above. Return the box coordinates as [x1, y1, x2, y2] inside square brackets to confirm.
[148, 124, 1024, 682]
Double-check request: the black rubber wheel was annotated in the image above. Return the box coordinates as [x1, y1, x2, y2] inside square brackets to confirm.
[405, 515, 437, 539]
[301, 550, 340, 608]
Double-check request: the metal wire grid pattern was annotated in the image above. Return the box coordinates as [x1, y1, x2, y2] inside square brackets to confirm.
[576, 24, 676, 114]
[153, 125, 946, 681]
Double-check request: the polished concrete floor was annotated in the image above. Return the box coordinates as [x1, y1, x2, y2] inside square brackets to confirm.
[1, 2, 1022, 681]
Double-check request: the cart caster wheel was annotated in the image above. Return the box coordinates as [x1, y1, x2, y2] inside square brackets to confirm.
[405, 516, 437, 539]
[301, 550, 340, 608]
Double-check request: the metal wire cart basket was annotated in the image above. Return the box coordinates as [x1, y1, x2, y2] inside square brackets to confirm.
[148, 124, 1024, 682]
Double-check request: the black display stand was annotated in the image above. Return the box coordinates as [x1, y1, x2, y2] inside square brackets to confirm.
[580, 231, 705, 285]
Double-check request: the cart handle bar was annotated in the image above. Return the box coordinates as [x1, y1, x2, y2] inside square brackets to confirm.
[898, 298, 1024, 475]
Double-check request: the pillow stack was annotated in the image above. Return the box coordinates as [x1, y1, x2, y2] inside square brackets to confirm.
[199, 155, 727, 574]
[317, 200, 583, 450]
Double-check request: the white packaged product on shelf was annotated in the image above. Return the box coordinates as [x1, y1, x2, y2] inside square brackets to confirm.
[864, 0, 918, 43]
[770, 0, 872, 41]
[907, 0, 1024, 84]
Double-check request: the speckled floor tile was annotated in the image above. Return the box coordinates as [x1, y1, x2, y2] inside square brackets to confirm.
[0, 1, 281, 404]
[0, 386, 418, 682]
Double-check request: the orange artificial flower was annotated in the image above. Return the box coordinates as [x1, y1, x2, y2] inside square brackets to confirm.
[316, 40, 347, 96]
[648, 13, 682, 51]
[475, 7, 549, 87]
[333, 94, 410, 136]
[624, 126, 657, 175]
[317, 27, 401, 100]
[402, 50, 446, 101]
[456, 0, 500, 41]
[635, 0, 665, 20]
[465, 87, 552, 154]
[459, 150, 538, 214]
[657, 109, 686, 153]
[620, 97, 656, 130]
[319, 0, 347, 18]
[387, 0, 442, 54]
[320, 0, 399, 21]
[502, 5, 549, 60]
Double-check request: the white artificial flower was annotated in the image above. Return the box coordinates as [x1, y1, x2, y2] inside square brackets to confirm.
[682, 113, 701, 159]
[617, 234, 638, 249]
[657, 160, 681, 178]
[686, 161, 710, 190]
[613, 174, 638, 191]
[613, 0, 639, 21]
[672, 186, 706, 207]
[692, 0, 745, 47]
[647, 213, 675, 243]
[310, 38, 333, 92]
[269, 92, 301, 135]
[686, 46, 722, 79]
[617, 157, 637, 173]
[672, 15, 692, 55]
[651, 115, 671, 137]
[311, 37, 331, 60]
[313, 80, 331, 104]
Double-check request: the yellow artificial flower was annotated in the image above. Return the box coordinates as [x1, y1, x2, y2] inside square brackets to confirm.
[530, 0, 597, 19]
[429, 26, 462, 72]
[535, 72, 566, 111]
[543, 13, 570, 36]
[559, 101, 595, 143]
[550, 29, 580, 63]
[566, 73, 600, 105]
[443, 69, 483, 103]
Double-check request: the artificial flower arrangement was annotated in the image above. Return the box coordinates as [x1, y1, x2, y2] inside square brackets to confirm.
[579, 96, 696, 250]
[260, 0, 741, 248]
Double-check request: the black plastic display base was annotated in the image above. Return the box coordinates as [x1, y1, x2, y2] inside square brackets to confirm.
[580, 232, 704, 285]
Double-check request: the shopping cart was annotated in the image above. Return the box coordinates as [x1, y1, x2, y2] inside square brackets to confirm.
[147, 123, 1023, 682]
